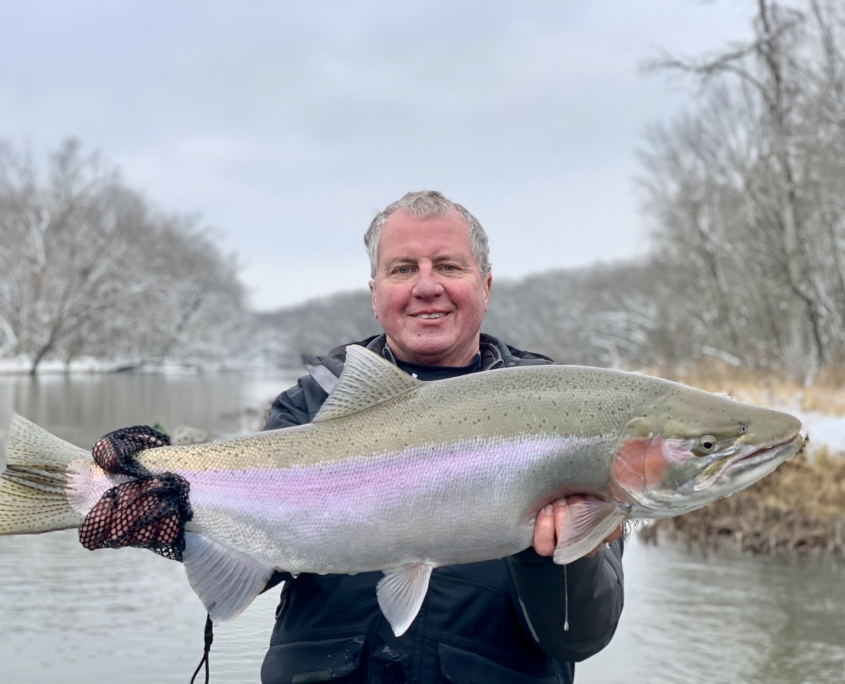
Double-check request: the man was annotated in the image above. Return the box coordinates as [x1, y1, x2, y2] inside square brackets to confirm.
[260, 191, 624, 684]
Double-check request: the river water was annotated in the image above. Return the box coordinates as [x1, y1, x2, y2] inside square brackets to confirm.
[1, 373, 844, 684]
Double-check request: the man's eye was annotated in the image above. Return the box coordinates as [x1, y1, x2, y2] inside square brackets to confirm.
[396, 266, 412, 274]
[441, 264, 457, 272]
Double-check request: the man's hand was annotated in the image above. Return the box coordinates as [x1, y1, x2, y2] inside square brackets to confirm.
[532, 495, 623, 559]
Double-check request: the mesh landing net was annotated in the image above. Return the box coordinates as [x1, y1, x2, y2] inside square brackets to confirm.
[78, 472, 193, 561]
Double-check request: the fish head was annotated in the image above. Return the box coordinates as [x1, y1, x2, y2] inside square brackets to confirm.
[609, 385, 804, 518]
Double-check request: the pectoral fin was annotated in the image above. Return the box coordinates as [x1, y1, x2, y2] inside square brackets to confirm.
[376, 563, 433, 637]
[183, 532, 275, 622]
[552, 498, 629, 565]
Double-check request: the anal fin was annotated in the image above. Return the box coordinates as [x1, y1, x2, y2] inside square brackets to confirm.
[552, 498, 629, 565]
[376, 563, 433, 637]
[183, 532, 275, 622]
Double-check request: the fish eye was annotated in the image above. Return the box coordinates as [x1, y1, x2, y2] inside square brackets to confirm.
[699, 435, 716, 452]
[739, 425, 747, 434]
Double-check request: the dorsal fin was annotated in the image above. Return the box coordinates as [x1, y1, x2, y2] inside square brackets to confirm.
[313, 345, 421, 423]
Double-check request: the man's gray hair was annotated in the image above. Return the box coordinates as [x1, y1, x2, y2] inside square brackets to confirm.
[364, 190, 491, 279]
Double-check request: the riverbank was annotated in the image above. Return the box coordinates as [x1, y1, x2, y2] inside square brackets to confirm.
[0, 355, 291, 376]
[638, 362, 845, 556]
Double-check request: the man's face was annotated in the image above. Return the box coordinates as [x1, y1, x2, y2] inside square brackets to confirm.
[370, 209, 492, 367]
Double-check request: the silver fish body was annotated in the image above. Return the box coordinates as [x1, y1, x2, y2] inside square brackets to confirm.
[0, 346, 804, 635]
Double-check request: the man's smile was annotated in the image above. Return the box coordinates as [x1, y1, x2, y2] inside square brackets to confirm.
[412, 312, 450, 320]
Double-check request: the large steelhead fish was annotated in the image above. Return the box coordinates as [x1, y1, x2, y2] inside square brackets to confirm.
[0, 346, 803, 636]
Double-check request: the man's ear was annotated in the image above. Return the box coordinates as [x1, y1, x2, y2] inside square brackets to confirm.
[369, 280, 378, 319]
[483, 272, 492, 311]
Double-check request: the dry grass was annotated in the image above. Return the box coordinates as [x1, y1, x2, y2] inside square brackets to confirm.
[642, 360, 845, 417]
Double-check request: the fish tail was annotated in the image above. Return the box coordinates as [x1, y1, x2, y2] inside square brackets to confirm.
[0, 392, 87, 535]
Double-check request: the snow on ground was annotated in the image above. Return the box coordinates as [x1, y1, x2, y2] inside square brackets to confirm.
[0, 356, 284, 376]
[0, 356, 131, 374]
[793, 410, 845, 455]
[764, 394, 845, 455]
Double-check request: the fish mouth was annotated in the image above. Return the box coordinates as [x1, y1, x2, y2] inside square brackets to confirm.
[693, 433, 806, 492]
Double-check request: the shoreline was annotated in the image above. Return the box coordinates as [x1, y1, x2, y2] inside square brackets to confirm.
[0, 357, 301, 376]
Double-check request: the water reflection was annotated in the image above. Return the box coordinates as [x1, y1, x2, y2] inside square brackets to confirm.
[579, 537, 845, 684]
[2, 372, 294, 447]
[2, 373, 845, 683]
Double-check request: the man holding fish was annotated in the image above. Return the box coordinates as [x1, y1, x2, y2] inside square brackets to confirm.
[1, 191, 804, 683]
[259, 191, 625, 684]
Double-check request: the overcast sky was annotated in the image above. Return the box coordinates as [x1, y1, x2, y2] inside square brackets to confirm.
[0, 1, 758, 310]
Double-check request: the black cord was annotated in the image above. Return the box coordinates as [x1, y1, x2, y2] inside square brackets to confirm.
[190, 613, 214, 684]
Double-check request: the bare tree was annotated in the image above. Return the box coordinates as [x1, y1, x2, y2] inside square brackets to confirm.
[0, 139, 248, 372]
[641, 0, 845, 377]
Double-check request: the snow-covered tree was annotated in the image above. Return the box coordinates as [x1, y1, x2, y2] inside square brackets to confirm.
[0, 139, 247, 372]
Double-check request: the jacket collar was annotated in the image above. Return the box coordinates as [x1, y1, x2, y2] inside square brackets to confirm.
[362, 333, 511, 371]
[306, 332, 549, 386]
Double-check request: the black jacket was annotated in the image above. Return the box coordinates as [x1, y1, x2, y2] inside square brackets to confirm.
[261, 334, 624, 684]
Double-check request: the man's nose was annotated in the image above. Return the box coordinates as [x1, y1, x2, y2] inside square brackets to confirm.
[412, 267, 444, 298]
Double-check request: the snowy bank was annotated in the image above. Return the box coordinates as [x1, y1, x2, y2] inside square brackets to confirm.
[0, 356, 293, 376]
